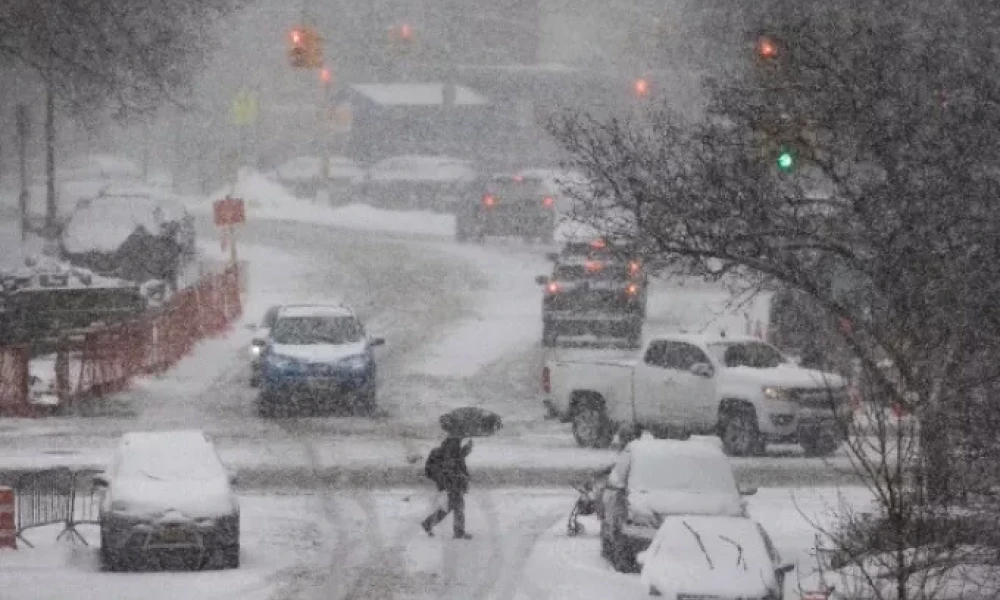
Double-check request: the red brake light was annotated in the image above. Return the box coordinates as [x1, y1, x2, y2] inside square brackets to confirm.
[585, 260, 604, 272]
[626, 283, 639, 295]
[590, 239, 606, 249]
[483, 194, 496, 207]
[542, 196, 555, 208]
[629, 261, 640, 275]
[513, 175, 524, 183]
[546, 282, 559, 294]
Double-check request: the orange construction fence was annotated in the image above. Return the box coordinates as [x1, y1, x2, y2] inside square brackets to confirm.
[0, 263, 242, 417]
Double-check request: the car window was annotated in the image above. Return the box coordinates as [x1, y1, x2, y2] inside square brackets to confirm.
[662, 342, 711, 371]
[644, 341, 668, 368]
[707, 341, 786, 368]
[270, 315, 364, 345]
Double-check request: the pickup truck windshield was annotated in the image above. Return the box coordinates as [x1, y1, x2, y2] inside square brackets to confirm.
[707, 341, 786, 369]
[271, 316, 363, 345]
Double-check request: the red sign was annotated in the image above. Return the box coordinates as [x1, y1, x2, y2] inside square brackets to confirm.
[213, 196, 245, 227]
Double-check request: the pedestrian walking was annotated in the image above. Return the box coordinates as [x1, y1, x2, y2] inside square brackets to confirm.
[421, 435, 474, 539]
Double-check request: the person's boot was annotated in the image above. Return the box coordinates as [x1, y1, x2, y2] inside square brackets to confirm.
[421, 520, 434, 537]
[454, 532, 473, 540]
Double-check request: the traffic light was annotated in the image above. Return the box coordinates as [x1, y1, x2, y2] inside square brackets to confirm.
[776, 144, 796, 172]
[633, 78, 650, 97]
[756, 36, 778, 60]
[288, 26, 322, 69]
[319, 68, 332, 84]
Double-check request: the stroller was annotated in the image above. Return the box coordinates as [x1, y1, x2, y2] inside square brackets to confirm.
[567, 467, 612, 536]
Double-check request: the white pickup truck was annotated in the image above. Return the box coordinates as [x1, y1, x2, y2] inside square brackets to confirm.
[542, 333, 850, 456]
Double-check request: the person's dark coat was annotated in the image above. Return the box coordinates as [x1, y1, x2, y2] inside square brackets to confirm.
[437, 437, 472, 493]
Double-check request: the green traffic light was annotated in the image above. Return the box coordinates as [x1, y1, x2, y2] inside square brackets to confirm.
[776, 147, 795, 172]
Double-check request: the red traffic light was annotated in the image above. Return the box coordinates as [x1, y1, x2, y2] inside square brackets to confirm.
[633, 78, 650, 96]
[291, 29, 303, 45]
[320, 68, 332, 84]
[400, 23, 413, 40]
[757, 36, 778, 59]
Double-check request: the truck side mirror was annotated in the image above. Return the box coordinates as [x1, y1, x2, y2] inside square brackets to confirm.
[535, 275, 549, 285]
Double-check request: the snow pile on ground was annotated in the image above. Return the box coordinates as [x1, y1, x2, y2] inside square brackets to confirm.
[196, 168, 453, 238]
[62, 185, 190, 254]
[270, 155, 363, 182]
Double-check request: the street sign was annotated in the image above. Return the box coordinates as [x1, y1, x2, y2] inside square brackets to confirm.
[213, 196, 246, 227]
[231, 90, 258, 125]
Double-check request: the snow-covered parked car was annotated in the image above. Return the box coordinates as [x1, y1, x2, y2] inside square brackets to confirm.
[543, 333, 851, 456]
[61, 186, 195, 287]
[600, 437, 757, 572]
[637, 514, 794, 599]
[255, 304, 386, 416]
[270, 155, 364, 198]
[93, 430, 240, 571]
[357, 154, 477, 212]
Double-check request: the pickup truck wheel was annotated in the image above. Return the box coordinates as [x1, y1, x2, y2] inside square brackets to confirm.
[721, 407, 765, 457]
[573, 404, 613, 448]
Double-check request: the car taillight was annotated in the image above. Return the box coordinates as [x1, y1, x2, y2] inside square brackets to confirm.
[542, 196, 555, 208]
[546, 282, 560, 294]
[483, 194, 496, 207]
[626, 283, 639, 295]
[629, 261, 640, 276]
[585, 260, 604, 272]
[542, 366, 551, 393]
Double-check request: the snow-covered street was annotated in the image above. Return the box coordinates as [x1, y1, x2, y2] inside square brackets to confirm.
[0, 486, 870, 600]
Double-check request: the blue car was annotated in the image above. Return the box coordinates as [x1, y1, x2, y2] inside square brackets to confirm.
[256, 304, 385, 417]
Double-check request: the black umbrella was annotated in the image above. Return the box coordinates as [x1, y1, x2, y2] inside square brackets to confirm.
[439, 407, 503, 438]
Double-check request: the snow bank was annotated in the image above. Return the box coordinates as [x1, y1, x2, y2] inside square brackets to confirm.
[195, 168, 453, 238]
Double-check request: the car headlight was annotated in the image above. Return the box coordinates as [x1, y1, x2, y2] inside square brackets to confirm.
[338, 355, 369, 371]
[250, 344, 263, 357]
[763, 386, 791, 401]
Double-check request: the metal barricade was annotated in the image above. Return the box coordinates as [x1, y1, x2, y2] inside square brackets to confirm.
[14, 467, 101, 547]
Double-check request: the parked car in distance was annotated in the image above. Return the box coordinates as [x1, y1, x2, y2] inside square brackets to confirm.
[638, 514, 794, 599]
[454, 173, 557, 243]
[93, 430, 240, 571]
[600, 437, 756, 572]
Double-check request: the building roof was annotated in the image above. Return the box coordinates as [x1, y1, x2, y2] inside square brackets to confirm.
[348, 83, 490, 107]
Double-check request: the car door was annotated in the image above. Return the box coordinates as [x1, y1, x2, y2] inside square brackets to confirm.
[632, 340, 672, 425]
[659, 341, 717, 427]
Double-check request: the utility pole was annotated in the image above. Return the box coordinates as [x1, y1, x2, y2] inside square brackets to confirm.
[16, 104, 29, 242]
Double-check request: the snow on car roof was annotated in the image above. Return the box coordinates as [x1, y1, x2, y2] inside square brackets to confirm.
[652, 332, 765, 346]
[278, 304, 355, 318]
[625, 437, 729, 459]
[117, 430, 227, 481]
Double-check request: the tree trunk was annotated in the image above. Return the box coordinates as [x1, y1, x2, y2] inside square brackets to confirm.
[920, 403, 951, 504]
[44, 62, 57, 238]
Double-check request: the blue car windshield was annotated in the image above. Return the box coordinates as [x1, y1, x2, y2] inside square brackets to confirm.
[270, 316, 363, 345]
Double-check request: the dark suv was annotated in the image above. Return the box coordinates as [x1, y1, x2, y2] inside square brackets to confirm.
[535, 240, 647, 347]
[455, 174, 556, 243]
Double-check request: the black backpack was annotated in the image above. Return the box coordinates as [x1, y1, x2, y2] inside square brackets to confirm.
[424, 445, 445, 484]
